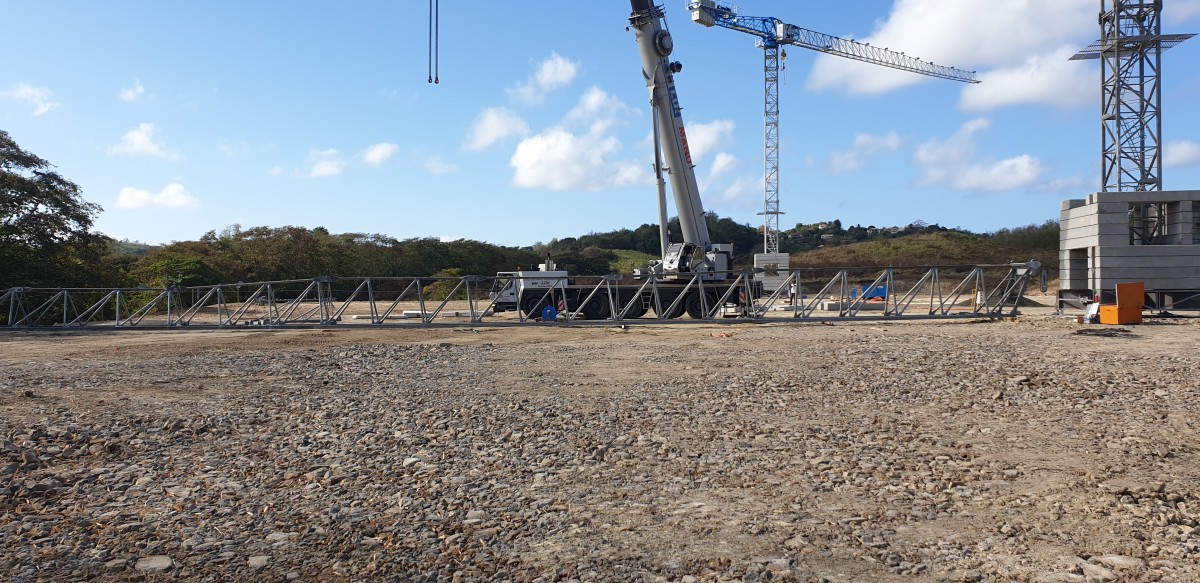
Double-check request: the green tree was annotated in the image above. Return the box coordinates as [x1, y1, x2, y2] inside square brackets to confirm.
[1, 130, 106, 288]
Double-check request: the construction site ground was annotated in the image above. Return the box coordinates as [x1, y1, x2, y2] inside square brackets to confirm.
[3, 296, 1200, 582]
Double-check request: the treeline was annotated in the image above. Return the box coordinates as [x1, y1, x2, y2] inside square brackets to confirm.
[540, 213, 764, 257]
[543, 216, 1061, 258]
[4, 129, 1061, 290]
[13, 217, 1062, 289]
[123, 226, 545, 287]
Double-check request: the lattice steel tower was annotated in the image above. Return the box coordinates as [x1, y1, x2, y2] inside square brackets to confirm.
[689, 1, 978, 255]
[1071, 0, 1193, 193]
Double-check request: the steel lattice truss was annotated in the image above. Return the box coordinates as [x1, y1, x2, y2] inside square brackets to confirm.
[689, 1, 978, 255]
[1, 262, 1045, 330]
[1071, 0, 1194, 193]
[762, 44, 782, 254]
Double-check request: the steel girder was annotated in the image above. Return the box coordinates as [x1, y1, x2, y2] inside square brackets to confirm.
[1, 262, 1044, 330]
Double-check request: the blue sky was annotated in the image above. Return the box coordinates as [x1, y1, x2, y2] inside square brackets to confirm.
[4, 1, 1200, 247]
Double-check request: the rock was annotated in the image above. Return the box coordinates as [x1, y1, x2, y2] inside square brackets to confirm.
[134, 555, 173, 573]
[266, 531, 297, 543]
[1078, 561, 1117, 582]
[784, 535, 807, 550]
[248, 555, 269, 569]
[1034, 573, 1084, 583]
[1093, 554, 1145, 572]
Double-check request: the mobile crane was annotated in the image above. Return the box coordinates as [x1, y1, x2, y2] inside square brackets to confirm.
[490, 0, 755, 320]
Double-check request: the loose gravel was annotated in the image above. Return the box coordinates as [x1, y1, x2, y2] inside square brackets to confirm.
[2, 314, 1200, 582]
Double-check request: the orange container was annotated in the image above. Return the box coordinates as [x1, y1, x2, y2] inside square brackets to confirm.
[1098, 281, 1144, 325]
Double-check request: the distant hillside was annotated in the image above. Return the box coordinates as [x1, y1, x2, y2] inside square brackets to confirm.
[790, 230, 1057, 274]
[110, 239, 154, 256]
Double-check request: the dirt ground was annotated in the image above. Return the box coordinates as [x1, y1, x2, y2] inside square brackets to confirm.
[3, 299, 1200, 581]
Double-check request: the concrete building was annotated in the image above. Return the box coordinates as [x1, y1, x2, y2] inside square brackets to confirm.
[1059, 189, 1200, 308]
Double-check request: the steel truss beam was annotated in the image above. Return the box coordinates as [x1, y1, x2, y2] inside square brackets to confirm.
[2, 262, 1044, 330]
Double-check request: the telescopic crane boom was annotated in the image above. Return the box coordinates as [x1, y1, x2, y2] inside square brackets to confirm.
[629, 0, 732, 279]
[689, 0, 979, 254]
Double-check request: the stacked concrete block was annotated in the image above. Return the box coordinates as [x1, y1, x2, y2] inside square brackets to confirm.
[1060, 190, 1200, 293]
[754, 252, 791, 294]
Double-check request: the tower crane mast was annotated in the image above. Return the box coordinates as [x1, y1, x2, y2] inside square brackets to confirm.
[688, 1, 979, 255]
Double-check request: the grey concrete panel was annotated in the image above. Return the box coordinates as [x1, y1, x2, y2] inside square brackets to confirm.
[1094, 259, 1200, 273]
[1094, 245, 1200, 257]
[1097, 202, 1131, 214]
[1096, 277, 1200, 289]
[1060, 235, 1102, 249]
[1093, 190, 1200, 204]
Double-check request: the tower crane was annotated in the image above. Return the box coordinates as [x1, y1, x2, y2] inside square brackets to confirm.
[688, 1, 980, 258]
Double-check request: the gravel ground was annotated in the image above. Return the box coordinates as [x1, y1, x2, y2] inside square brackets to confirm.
[3, 312, 1200, 582]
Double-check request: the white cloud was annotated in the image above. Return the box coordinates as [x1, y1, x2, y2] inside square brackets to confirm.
[565, 86, 630, 133]
[463, 107, 530, 151]
[510, 88, 644, 190]
[807, 0, 1093, 108]
[1030, 174, 1090, 195]
[424, 156, 459, 175]
[306, 149, 345, 178]
[717, 174, 761, 204]
[511, 128, 644, 190]
[828, 131, 903, 173]
[107, 123, 182, 160]
[914, 118, 1046, 191]
[115, 182, 198, 210]
[708, 152, 737, 180]
[1165, 0, 1200, 23]
[361, 142, 399, 166]
[685, 119, 735, 162]
[959, 46, 1092, 111]
[267, 166, 284, 177]
[1165, 140, 1200, 168]
[700, 152, 760, 206]
[507, 52, 579, 105]
[120, 79, 145, 102]
[2, 83, 61, 116]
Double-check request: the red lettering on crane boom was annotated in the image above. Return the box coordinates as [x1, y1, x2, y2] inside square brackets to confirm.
[679, 126, 693, 166]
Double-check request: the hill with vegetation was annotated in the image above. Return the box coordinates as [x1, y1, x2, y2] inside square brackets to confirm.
[788, 222, 1058, 272]
[9, 217, 1060, 289]
[3, 129, 1058, 288]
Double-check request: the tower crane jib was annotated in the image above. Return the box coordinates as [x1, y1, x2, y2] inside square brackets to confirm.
[688, 0, 978, 255]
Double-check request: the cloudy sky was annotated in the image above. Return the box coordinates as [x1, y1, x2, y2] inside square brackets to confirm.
[4, 1, 1200, 246]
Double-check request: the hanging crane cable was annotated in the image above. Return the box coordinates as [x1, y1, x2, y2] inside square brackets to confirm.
[427, 0, 440, 84]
